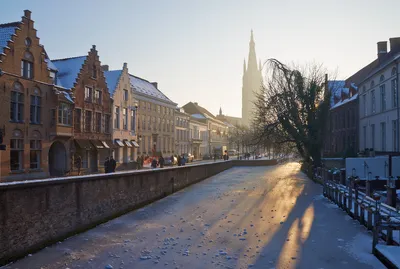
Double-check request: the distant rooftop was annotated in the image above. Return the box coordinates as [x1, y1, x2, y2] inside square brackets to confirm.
[52, 56, 87, 89]
[104, 70, 123, 96]
[129, 74, 176, 105]
[0, 22, 19, 54]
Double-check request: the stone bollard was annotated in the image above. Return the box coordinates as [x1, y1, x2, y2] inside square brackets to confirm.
[386, 186, 397, 208]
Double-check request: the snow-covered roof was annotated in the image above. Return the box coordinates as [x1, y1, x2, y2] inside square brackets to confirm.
[129, 74, 175, 104]
[52, 56, 87, 89]
[45, 58, 58, 72]
[328, 80, 346, 107]
[191, 113, 206, 119]
[0, 22, 19, 53]
[62, 91, 74, 103]
[104, 70, 122, 96]
[330, 93, 358, 110]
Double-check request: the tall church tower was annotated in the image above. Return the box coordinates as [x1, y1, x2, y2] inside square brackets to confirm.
[242, 30, 262, 126]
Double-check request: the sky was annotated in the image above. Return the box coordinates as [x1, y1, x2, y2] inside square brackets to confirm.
[3, 0, 400, 117]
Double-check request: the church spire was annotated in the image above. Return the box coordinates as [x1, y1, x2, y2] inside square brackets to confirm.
[219, 107, 222, 116]
[247, 30, 258, 72]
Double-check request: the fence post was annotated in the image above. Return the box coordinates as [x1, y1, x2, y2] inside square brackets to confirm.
[354, 182, 359, 220]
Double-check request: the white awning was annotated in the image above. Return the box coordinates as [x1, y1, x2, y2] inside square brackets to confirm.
[131, 140, 140, 148]
[124, 140, 133, 147]
[115, 139, 125, 147]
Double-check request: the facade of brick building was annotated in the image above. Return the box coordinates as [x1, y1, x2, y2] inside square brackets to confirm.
[104, 63, 139, 165]
[0, 10, 73, 181]
[52, 46, 113, 174]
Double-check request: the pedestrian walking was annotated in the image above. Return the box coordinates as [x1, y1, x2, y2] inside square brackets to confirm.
[75, 155, 82, 175]
[109, 156, 117, 172]
[151, 157, 158, 168]
[181, 154, 186, 166]
[177, 155, 181, 166]
[159, 155, 165, 168]
[104, 157, 110, 173]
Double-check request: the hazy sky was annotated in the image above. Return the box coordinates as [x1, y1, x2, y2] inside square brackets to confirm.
[4, 0, 400, 117]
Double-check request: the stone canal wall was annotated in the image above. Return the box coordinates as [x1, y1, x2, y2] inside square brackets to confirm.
[0, 159, 277, 264]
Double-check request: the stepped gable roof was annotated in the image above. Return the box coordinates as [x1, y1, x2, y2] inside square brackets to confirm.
[52, 56, 87, 89]
[129, 74, 176, 105]
[104, 69, 123, 96]
[0, 22, 19, 54]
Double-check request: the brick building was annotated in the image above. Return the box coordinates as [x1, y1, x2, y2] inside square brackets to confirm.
[175, 108, 190, 155]
[52, 46, 113, 174]
[0, 10, 73, 181]
[104, 63, 139, 164]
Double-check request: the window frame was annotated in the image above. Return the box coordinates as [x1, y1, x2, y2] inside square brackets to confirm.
[84, 86, 93, 103]
[58, 102, 72, 126]
[30, 92, 41, 124]
[84, 110, 92, 132]
[30, 139, 41, 169]
[10, 138, 24, 171]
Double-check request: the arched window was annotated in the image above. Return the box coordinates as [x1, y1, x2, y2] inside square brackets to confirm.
[380, 75, 385, 82]
[30, 87, 41, 124]
[21, 51, 34, 79]
[370, 80, 375, 88]
[10, 129, 24, 171]
[10, 82, 24, 122]
[30, 130, 42, 169]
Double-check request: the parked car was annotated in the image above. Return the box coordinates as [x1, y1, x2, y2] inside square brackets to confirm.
[164, 156, 177, 166]
[182, 153, 194, 162]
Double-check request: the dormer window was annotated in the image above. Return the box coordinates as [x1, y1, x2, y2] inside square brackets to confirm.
[49, 71, 57, 84]
[21, 51, 33, 79]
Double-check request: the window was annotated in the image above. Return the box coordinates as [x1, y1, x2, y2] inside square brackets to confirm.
[381, 122, 386, 151]
[362, 94, 367, 116]
[371, 90, 376, 113]
[85, 110, 92, 132]
[11, 91, 24, 122]
[393, 120, 397, 151]
[21, 60, 33, 79]
[380, 84, 386, 112]
[371, 124, 375, 149]
[123, 89, 128, 101]
[94, 90, 102, 104]
[30, 140, 41, 169]
[74, 108, 81, 131]
[147, 102, 151, 111]
[58, 103, 72, 125]
[131, 109, 136, 131]
[30, 94, 41, 124]
[95, 112, 101, 133]
[157, 105, 160, 113]
[85, 87, 93, 102]
[105, 114, 111, 133]
[25, 37, 31, 47]
[147, 116, 151, 130]
[92, 64, 97, 78]
[142, 115, 146, 130]
[114, 106, 120, 129]
[392, 78, 397, 108]
[371, 80, 375, 89]
[123, 108, 128, 130]
[10, 138, 24, 171]
[50, 71, 57, 84]
[157, 117, 161, 131]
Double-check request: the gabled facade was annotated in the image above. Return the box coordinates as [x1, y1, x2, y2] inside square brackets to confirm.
[0, 10, 72, 181]
[104, 63, 139, 164]
[132, 75, 177, 157]
[189, 117, 208, 159]
[53, 45, 112, 174]
[182, 102, 229, 156]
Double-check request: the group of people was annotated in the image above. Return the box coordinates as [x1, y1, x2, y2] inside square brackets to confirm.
[151, 155, 165, 168]
[104, 156, 117, 173]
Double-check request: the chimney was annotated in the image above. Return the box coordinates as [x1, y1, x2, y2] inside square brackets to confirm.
[151, 82, 158, 89]
[123, 62, 127, 69]
[389, 37, 400, 53]
[24, 10, 31, 19]
[194, 102, 198, 106]
[101, 65, 109, 72]
[92, 45, 96, 50]
[377, 41, 387, 59]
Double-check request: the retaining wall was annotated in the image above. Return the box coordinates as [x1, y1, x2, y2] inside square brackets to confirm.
[0, 159, 276, 264]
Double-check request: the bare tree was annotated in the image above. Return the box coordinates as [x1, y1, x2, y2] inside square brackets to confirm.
[253, 59, 332, 167]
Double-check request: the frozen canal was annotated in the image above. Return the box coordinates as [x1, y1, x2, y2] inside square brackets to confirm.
[3, 163, 385, 269]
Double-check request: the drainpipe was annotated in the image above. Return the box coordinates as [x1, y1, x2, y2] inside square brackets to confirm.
[397, 60, 399, 153]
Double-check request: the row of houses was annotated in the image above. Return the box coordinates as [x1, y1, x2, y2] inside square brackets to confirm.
[0, 10, 231, 182]
[324, 37, 400, 157]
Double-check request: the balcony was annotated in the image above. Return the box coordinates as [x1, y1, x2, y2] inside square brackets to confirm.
[49, 123, 73, 137]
